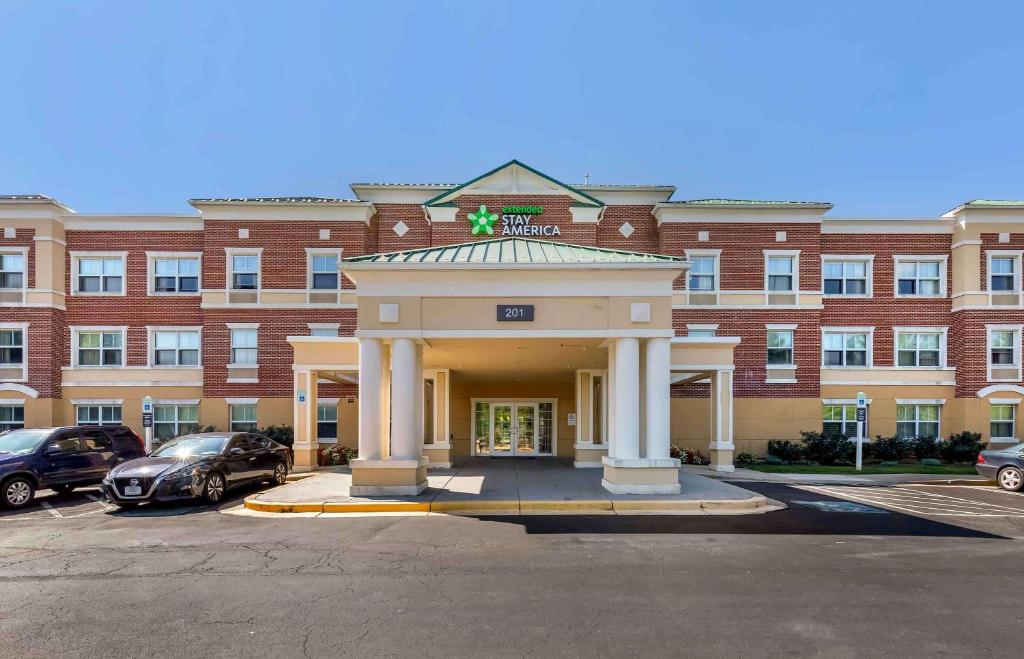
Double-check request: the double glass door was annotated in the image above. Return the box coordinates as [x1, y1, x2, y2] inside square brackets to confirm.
[490, 403, 538, 456]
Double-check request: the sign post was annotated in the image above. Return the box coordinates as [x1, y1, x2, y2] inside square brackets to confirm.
[855, 391, 867, 471]
[142, 395, 154, 453]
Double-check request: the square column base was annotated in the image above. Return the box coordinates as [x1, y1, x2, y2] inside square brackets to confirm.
[350, 457, 429, 496]
[423, 446, 452, 469]
[574, 446, 608, 469]
[601, 456, 681, 495]
[709, 447, 735, 472]
[292, 446, 319, 471]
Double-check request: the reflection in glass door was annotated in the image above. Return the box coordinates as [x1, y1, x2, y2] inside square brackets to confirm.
[516, 404, 537, 454]
[473, 400, 554, 456]
[492, 405, 513, 455]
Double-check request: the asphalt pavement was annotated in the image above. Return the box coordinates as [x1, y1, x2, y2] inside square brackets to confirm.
[0, 481, 1022, 658]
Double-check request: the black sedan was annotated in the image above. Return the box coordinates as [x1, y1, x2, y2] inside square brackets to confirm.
[101, 432, 291, 508]
[976, 442, 1024, 491]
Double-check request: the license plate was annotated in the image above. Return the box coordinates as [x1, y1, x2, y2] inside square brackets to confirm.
[124, 485, 142, 496]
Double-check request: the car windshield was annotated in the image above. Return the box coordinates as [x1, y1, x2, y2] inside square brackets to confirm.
[0, 430, 50, 456]
[151, 436, 228, 458]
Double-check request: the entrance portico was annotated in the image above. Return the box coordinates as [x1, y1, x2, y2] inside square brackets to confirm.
[288, 237, 739, 496]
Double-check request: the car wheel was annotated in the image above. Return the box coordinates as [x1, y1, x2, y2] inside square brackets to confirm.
[2, 477, 36, 509]
[272, 461, 288, 485]
[52, 485, 75, 497]
[997, 466, 1024, 492]
[203, 472, 226, 504]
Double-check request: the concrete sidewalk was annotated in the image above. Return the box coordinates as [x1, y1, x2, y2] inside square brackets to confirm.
[686, 464, 993, 486]
[244, 458, 779, 515]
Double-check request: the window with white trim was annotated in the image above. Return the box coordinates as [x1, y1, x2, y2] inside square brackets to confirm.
[75, 255, 124, 294]
[317, 402, 338, 441]
[310, 327, 338, 337]
[230, 254, 259, 290]
[896, 404, 939, 439]
[687, 324, 717, 338]
[822, 331, 868, 367]
[0, 252, 25, 289]
[897, 331, 942, 367]
[153, 256, 200, 294]
[990, 256, 1016, 291]
[310, 254, 339, 290]
[153, 403, 199, 442]
[76, 329, 124, 366]
[767, 256, 795, 292]
[895, 258, 944, 296]
[990, 330, 1016, 365]
[822, 258, 869, 296]
[767, 329, 794, 365]
[0, 328, 25, 369]
[229, 404, 257, 432]
[0, 404, 24, 432]
[822, 404, 857, 438]
[230, 328, 258, 365]
[990, 404, 1015, 439]
[152, 329, 201, 366]
[77, 404, 122, 426]
[688, 256, 717, 291]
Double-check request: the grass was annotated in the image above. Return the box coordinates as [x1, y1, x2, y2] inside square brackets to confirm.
[741, 463, 979, 475]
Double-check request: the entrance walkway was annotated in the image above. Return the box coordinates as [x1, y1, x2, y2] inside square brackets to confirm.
[244, 458, 776, 515]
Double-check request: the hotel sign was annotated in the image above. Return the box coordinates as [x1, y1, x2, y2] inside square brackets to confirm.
[467, 204, 561, 237]
[497, 304, 534, 321]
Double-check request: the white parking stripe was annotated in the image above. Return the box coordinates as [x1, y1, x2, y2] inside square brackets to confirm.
[801, 485, 1024, 518]
[85, 493, 117, 511]
[39, 501, 62, 518]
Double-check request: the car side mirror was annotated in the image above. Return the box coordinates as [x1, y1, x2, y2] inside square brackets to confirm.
[229, 447, 245, 456]
[45, 445, 64, 456]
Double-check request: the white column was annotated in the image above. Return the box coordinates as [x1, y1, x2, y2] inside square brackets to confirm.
[358, 338, 384, 460]
[414, 341, 424, 448]
[606, 340, 616, 456]
[611, 337, 640, 460]
[390, 338, 423, 460]
[708, 369, 735, 472]
[644, 337, 671, 460]
[380, 344, 391, 457]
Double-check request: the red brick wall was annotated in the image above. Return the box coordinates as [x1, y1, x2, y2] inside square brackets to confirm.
[3, 308, 65, 398]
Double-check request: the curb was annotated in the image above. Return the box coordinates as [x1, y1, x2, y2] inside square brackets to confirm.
[901, 479, 997, 487]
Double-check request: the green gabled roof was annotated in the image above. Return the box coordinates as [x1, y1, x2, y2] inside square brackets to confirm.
[343, 237, 682, 265]
[669, 198, 832, 207]
[422, 160, 605, 208]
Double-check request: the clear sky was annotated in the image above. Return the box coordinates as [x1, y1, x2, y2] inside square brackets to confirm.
[1, 0, 1022, 216]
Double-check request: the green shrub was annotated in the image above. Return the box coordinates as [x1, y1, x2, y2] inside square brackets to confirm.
[919, 458, 942, 466]
[767, 439, 804, 463]
[911, 435, 941, 460]
[879, 460, 900, 467]
[938, 431, 985, 464]
[735, 452, 756, 465]
[869, 435, 910, 462]
[258, 425, 294, 448]
[799, 431, 854, 466]
[318, 444, 358, 467]
[763, 454, 786, 466]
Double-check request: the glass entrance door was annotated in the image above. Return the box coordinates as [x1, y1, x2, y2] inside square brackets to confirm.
[492, 405, 514, 455]
[488, 403, 538, 456]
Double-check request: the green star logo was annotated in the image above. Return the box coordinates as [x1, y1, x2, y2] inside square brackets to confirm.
[467, 204, 498, 235]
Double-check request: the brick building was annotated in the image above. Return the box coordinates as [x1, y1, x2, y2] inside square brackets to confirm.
[2, 160, 1022, 493]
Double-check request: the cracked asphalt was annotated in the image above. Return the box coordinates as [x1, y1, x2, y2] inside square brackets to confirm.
[0, 482, 1023, 658]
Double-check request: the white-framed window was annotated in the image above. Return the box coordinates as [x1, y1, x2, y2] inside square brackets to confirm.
[986, 324, 1022, 381]
[307, 249, 341, 290]
[764, 251, 798, 292]
[821, 328, 871, 367]
[0, 323, 27, 380]
[72, 327, 126, 367]
[148, 327, 201, 366]
[686, 323, 718, 338]
[229, 404, 258, 432]
[229, 325, 258, 365]
[822, 255, 873, 297]
[76, 403, 123, 426]
[894, 256, 947, 297]
[226, 248, 262, 291]
[0, 404, 24, 432]
[684, 249, 720, 292]
[822, 404, 857, 438]
[308, 323, 340, 337]
[147, 252, 201, 295]
[990, 403, 1016, 440]
[767, 328, 794, 365]
[71, 252, 126, 295]
[894, 327, 947, 367]
[317, 401, 339, 441]
[985, 250, 1023, 303]
[896, 402, 941, 439]
[0, 249, 27, 290]
[153, 402, 200, 442]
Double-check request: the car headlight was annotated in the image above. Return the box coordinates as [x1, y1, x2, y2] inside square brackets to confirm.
[164, 466, 200, 482]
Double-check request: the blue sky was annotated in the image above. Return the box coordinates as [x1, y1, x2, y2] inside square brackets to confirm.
[1, 0, 1022, 216]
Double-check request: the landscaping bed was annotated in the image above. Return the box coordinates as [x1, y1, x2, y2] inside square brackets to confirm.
[742, 463, 978, 475]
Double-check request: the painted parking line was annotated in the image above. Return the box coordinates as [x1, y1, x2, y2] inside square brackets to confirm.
[39, 501, 63, 518]
[801, 485, 1024, 518]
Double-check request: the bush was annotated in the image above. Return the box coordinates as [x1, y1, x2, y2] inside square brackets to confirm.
[919, 458, 942, 466]
[318, 444, 358, 467]
[681, 448, 709, 465]
[258, 425, 294, 448]
[939, 431, 985, 464]
[879, 460, 900, 467]
[735, 452, 756, 465]
[869, 435, 911, 462]
[669, 445, 682, 459]
[911, 435, 941, 460]
[763, 454, 786, 465]
[767, 440, 804, 463]
[799, 431, 854, 466]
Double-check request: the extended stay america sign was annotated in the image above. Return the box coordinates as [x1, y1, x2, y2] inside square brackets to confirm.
[467, 204, 562, 237]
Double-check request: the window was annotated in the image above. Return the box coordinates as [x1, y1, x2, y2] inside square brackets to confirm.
[990, 404, 1015, 439]
[688, 256, 716, 291]
[0, 253, 25, 289]
[153, 404, 199, 442]
[990, 257, 1016, 292]
[822, 404, 857, 438]
[230, 328, 258, 365]
[767, 256, 794, 291]
[896, 404, 939, 439]
[77, 404, 122, 426]
[767, 330, 794, 365]
[76, 255, 124, 294]
[230, 255, 259, 290]
[76, 330, 123, 366]
[153, 257, 199, 293]
[310, 254, 339, 290]
[0, 328, 24, 367]
[229, 404, 257, 432]
[317, 402, 338, 441]
[688, 325, 717, 338]
[823, 259, 869, 296]
[152, 329, 200, 366]
[81, 430, 112, 451]
[0, 404, 24, 432]
[310, 327, 338, 337]
[895, 258, 944, 296]
[897, 332, 941, 367]
[822, 331, 868, 366]
[990, 330, 1016, 365]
